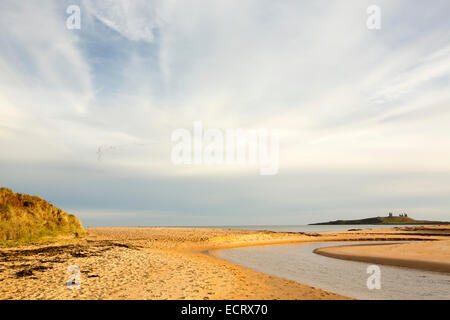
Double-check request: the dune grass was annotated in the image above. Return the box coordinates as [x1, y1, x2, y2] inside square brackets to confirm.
[0, 188, 85, 246]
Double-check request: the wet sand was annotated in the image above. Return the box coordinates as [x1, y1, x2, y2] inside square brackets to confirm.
[0, 225, 448, 300]
[315, 239, 450, 273]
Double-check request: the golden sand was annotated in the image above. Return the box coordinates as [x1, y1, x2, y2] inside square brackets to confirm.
[315, 239, 450, 273]
[0, 225, 448, 300]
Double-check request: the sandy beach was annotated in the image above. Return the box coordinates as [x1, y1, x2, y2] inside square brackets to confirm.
[0, 225, 449, 300]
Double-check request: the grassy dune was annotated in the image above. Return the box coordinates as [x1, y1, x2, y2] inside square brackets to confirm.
[0, 188, 85, 246]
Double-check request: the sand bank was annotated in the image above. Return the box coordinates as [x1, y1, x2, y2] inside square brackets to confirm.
[314, 240, 450, 273]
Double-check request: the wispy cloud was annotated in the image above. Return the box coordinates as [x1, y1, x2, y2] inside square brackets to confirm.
[83, 0, 175, 42]
[0, 0, 449, 224]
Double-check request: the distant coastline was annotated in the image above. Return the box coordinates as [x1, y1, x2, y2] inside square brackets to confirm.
[309, 215, 450, 225]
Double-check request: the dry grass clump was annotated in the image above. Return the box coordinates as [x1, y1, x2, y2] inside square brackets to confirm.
[0, 188, 85, 246]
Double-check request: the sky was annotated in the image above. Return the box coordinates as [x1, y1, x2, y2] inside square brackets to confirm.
[0, 0, 449, 226]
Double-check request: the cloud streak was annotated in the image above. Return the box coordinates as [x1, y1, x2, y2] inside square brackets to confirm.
[0, 0, 449, 224]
